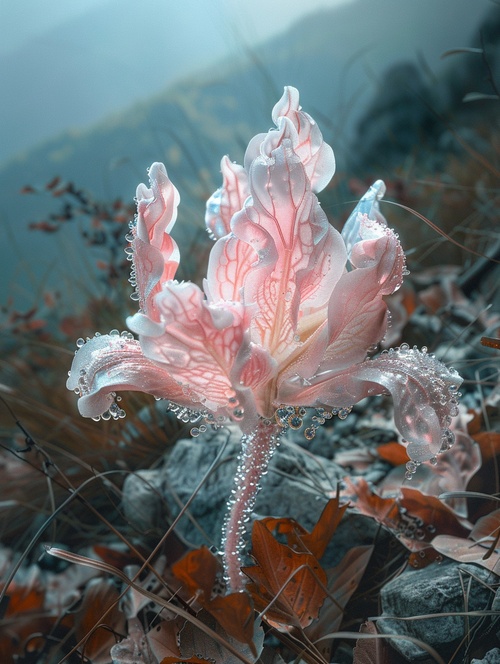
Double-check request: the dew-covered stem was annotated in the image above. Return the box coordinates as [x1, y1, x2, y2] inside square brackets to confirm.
[222, 419, 281, 592]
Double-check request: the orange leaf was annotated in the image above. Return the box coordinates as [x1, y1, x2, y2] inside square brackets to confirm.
[75, 580, 125, 663]
[399, 488, 470, 540]
[3, 582, 44, 616]
[376, 442, 409, 466]
[172, 548, 256, 652]
[408, 547, 444, 569]
[343, 477, 400, 525]
[300, 497, 348, 560]
[145, 621, 188, 662]
[208, 593, 256, 654]
[242, 520, 327, 629]
[473, 431, 500, 462]
[93, 544, 144, 570]
[171, 546, 219, 604]
[306, 545, 374, 659]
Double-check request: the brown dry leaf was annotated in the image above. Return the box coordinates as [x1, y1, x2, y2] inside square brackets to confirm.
[258, 497, 347, 560]
[473, 431, 500, 462]
[144, 619, 193, 663]
[93, 544, 146, 571]
[432, 508, 500, 574]
[171, 546, 219, 604]
[343, 477, 400, 525]
[408, 547, 444, 569]
[345, 479, 471, 556]
[177, 609, 263, 664]
[208, 593, 256, 653]
[111, 617, 157, 663]
[399, 488, 471, 539]
[75, 579, 125, 664]
[172, 547, 256, 653]
[306, 546, 373, 660]
[300, 497, 348, 560]
[471, 508, 500, 543]
[431, 534, 500, 574]
[353, 621, 398, 664]
[242, 520, 327, 630]
[376, 442, 409, 466]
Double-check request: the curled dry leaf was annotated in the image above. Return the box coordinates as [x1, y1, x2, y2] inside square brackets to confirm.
[344, 478, 471, 557]
[353, 620, 398, 664]
[177, 609, 264, 664]
[75, 579, 125, 664]
[306, 545, 374, 661]
[241, 498, 347, 630]
[432, 508, 500, 574]
[111, 616, 157, 664]
[172, 547, 256, 653]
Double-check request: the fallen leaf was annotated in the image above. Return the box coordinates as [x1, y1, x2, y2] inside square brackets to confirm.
[242, 520, 327, 629]
[172, 546, 219, 605]
[75, 579, 125, 664]
[376, 442, 409, 466]
[178, 609, 263, 664]
[306, 546, 374, 660]
[111, 617, 157, 663]
[431, 534, 500, 574]
[353, 620, 398, 664]
[172, 547, 256, 653]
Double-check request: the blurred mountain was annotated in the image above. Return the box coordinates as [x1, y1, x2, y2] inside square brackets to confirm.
[0, 0, 494, 312]
[350, 3, 500, 174]
[0, 0, 230, 162]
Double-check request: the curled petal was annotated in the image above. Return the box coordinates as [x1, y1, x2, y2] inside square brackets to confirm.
[244, 86, 335, 192]
[341, 180, 388, 256]
[135, 282, 250, 412]
[132, 163, 180, 320]
[236, 143, 339, 362]
[281, 345, 462, 464]
[205, 156, 249, 240]
[205, 232, 261, 304]
[319, 226, 404, 371]
[66, 333, 188, 418]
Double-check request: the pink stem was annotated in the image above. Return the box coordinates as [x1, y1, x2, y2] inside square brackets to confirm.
[221, 419, 281, 592]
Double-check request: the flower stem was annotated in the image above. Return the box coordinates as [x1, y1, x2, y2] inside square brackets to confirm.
[222, 419, 281, 592]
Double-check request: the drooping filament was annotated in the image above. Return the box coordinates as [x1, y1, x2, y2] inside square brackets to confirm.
[221, 419, 282, 592]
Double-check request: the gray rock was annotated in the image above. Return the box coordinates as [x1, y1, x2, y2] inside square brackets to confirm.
[378, 561, 497, 661]
[472, 648, 500, 664]
[123, 424, 348, 555]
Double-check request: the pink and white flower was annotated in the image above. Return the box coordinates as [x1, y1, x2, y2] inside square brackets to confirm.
[67, 86, 461, 590]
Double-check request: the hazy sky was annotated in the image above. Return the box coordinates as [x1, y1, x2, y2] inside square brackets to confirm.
[0, 0, 356, 55]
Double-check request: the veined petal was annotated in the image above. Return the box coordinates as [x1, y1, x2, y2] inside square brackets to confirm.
[205, 156, 249, 240]
[318, 224, 404, 372]
[139, 281, 250, 411]
[299, 186, 406, 375]
[237, 142, 336, 362]
[281, 345, 462, 464]
[244, 86, 335, 192]
[205, 232, 260, 304]
[66, 333, 188, 419]
[132, 162, 180, 321]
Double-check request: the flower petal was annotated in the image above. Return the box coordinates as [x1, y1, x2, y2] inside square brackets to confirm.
[136, 281, 250, 412]
[235, 142, 336, 362]
[66, 333, 188, 419]
[300, 185, 406, 374]
[131, 163, 180, 321]
[282, 346, 462, 464]
[205, 156, 249, 240]
[244, 86, 335, 192]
